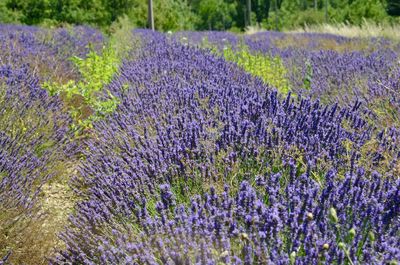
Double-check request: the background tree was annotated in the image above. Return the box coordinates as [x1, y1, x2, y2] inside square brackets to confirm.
[191, 0, 236, 30]
[253, 0, 271, 25]
[387, 0, 400, 16]
[1, 0, 398, 31]
[0, 0, 21, 23]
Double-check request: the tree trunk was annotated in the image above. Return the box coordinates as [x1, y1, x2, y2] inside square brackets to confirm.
[246, 0, 252, 27]
[265, 0, 270, 19]
[148, 0, 154, 31]
[274, 0, 279, 31]
[302, 0, 307, 10]
[325, 0, 328, 23]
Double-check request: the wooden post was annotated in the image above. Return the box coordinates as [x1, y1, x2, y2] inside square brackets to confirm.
[148, 0, 154, 31]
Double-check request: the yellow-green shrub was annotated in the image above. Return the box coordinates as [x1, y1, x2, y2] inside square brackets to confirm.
[43, 44, 120, 132]
[223, 46, 291, 95]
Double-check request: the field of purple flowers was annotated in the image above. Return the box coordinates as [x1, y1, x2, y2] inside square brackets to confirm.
[0, 25, 399, 265]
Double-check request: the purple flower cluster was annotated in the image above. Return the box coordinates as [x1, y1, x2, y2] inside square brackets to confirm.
[1, 24, 398, 264]
[168, 31, 400, 130]
[55, 31, 400, 264]
[0, 24, 108, 263]
[242, 32, 400, 127]
[0, 25, 103, 211]
[0, 65, 70, 209]
[59, 168, 399, 264]
[0, 24, 104, 82]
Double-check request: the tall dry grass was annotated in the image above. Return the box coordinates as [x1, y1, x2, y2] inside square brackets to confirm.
[245, 20, 400, 40]
[291, 20, 400, 40]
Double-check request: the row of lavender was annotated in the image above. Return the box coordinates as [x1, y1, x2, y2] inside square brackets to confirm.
[0, 25, 399, 264]
[245, 32, 400, 126]
[176, 31, 400, 128]
[0, 25, 104, 263]
[56, 31, 399, 264]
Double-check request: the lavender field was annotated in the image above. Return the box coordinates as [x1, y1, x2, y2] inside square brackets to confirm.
[0, 25, 399, 265]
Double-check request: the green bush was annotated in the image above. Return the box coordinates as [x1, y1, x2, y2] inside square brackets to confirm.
[43, 15, 139, 133]
[223, 45, 290, 95]
[43, 44, 120, 132]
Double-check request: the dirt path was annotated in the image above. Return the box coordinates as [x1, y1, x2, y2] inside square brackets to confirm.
[1, 161, 78, 265]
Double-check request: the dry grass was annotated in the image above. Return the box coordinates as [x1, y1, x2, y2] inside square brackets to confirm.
[245, 21, 400, 53]
[290, 20, 400, 40]
[244, 25, 265, 35]
[272, 34, 373, 52]
[245, 20, 400, 40]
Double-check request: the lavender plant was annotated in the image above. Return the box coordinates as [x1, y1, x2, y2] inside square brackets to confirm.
[58, 168, 399, 264]
[0, 24, 104, 264]
[1, 24, 399, 265]
[54, 30, 399, 264]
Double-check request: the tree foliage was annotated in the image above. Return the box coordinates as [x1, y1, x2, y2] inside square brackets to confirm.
[1, 0, 398, 31]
